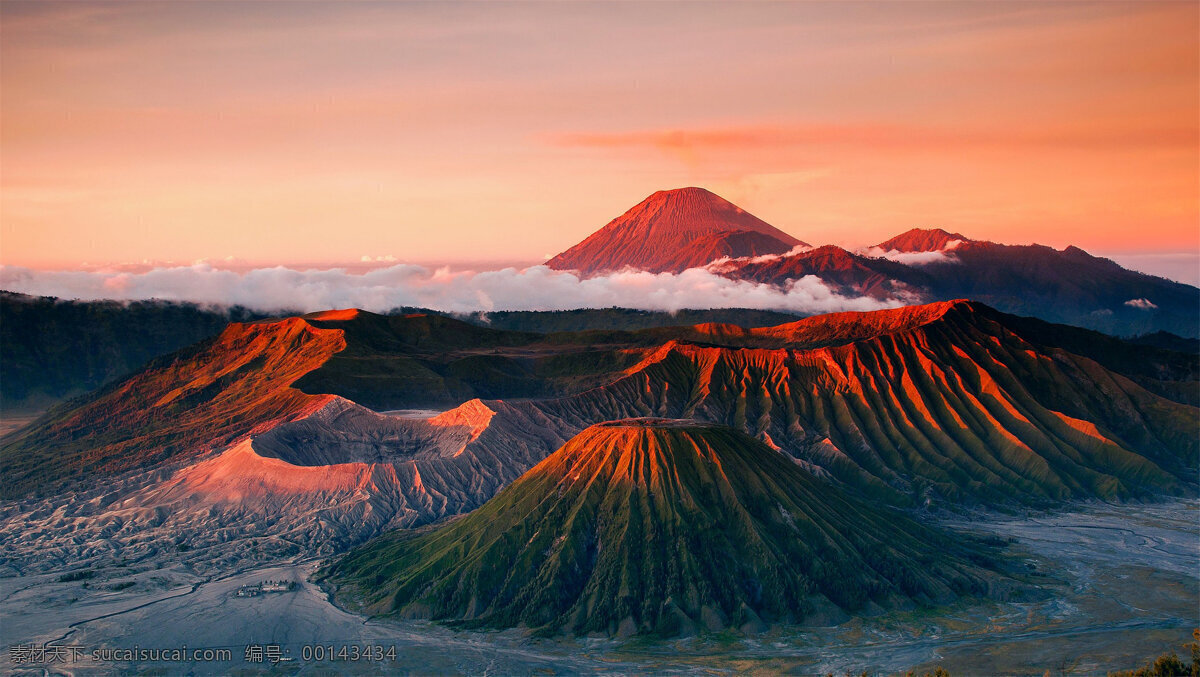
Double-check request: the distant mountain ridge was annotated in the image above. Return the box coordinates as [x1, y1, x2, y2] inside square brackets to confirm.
[712, 233, 1199, 336]
[545, 188, 1198, 337]
[0, 292, 807, 413]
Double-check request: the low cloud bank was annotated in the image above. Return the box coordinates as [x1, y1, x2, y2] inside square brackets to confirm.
[1104, 252, 1200, 287]
[0, 264, 902, 315]
[704, 245, 815, 272]
[858, 240, 963, 266]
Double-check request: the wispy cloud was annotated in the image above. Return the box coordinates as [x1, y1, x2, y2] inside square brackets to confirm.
[858, 240, 964, 266]
[551, 123, 1197, 156]
[704, 245, 815, 273]
[0, 264, 901, 315]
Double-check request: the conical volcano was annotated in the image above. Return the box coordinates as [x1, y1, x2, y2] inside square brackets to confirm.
[327, 419, 999, 636]
[547, 187, 806, 275]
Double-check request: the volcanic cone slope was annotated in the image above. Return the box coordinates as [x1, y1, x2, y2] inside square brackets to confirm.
[328, 419, 999, 637]
[546, 187, 805, 275]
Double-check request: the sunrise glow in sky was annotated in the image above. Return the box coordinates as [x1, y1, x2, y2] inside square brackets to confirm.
[2, 1, 1197, 277]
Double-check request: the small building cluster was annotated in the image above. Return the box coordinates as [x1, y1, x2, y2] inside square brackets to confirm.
[234, 580, 298, 597]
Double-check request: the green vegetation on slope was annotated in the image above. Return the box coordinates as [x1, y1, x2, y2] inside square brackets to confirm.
[325, 420, 1003, 637]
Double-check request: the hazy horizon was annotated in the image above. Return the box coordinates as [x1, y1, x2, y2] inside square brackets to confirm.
[3, 1, 1197, 271]
[2, 239, 1196, 290]
[2, 239, 1195, 317]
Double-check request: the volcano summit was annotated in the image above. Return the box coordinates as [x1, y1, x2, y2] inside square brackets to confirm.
[546, 187, 806, 275]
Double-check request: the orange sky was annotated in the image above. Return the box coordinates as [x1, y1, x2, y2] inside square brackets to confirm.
[2, 1, 1196, 271]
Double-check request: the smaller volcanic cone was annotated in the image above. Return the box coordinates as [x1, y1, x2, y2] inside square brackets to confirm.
[327, 419, 1001, 636]
[874, 228, 972, 253]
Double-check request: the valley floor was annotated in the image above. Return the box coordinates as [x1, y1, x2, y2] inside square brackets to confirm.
[0, 500, 1195, 676]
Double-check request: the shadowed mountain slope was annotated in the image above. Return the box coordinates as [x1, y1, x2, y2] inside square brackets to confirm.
[718, 229, 1199, 337]
[325, 420, 1002, 636]
[1128, 331, 1200, 356]
[904, 237, 1200, 338]
[0, 293, 804, 419]
[546, 187, 805, 275]
[0, 291, 267, 412]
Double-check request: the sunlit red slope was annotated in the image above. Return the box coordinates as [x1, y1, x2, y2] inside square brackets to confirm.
[875, 228, 972, 252]
[1, 317, 346, 498]
[546, 187, 806, 275]
[326, 420, 1002, 636]
[528, 301, 1198, 505]
[0, 310, 582, 500]
[3, 301, 1194, 511]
